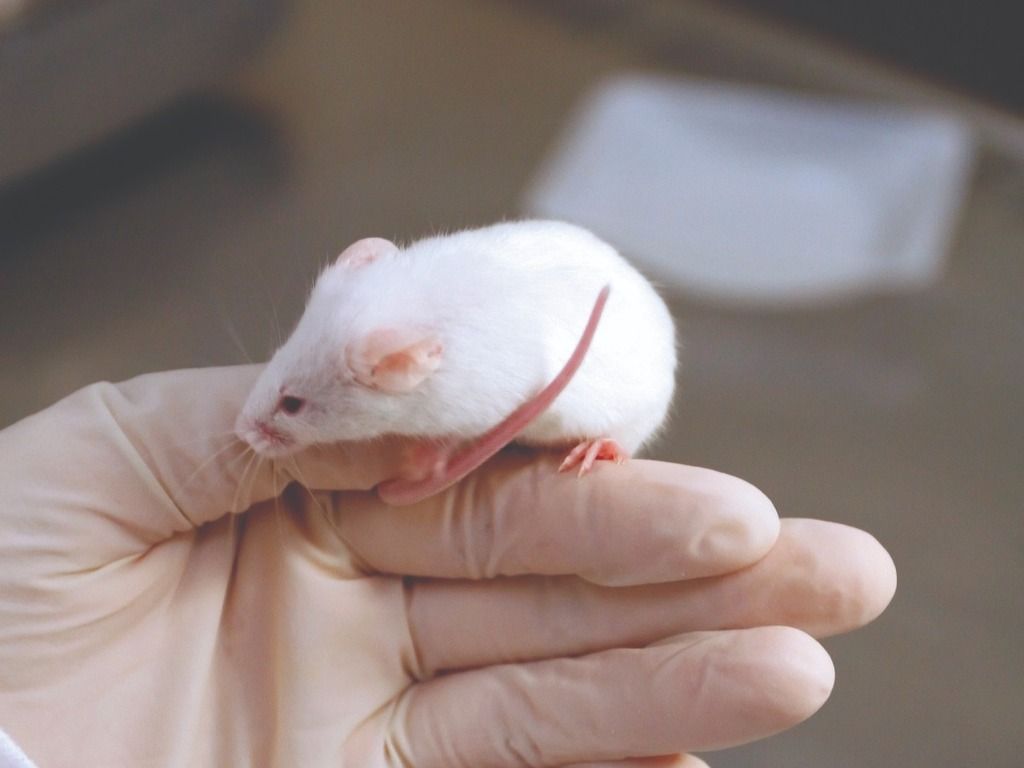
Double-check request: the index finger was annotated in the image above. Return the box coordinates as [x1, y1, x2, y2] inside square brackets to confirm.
[330, 452, 780, 585]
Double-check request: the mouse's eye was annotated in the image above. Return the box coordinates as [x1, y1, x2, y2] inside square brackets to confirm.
[276, 395, 306, 416]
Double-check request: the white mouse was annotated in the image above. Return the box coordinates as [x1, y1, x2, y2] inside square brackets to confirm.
[236, 220, 677, 504]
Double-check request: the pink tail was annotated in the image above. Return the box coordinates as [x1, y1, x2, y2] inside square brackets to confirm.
[377, 284, 611, 505]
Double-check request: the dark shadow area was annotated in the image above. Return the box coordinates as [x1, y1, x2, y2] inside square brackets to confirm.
[722, 0, 1024, 110]
[0, 0, 287, 183]
[0, 95, 288, 256]
[516, 0, 1023, 110]
[0, 94, 288, 389]
[510, 0, 632, 27]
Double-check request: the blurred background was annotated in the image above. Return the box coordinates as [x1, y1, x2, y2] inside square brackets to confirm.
[1, 1, 1021, 766]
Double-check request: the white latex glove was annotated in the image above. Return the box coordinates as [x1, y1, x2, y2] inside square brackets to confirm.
[0, 366, 895, 767]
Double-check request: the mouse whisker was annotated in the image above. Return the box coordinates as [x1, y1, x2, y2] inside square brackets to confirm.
[268, 296, 284, 353]
[218, 308, 255, 365]
[249, 455, 267, 514]
[231, 448, 259, 514]
[249, 259, 285, 355]
[270, 457, 286, 550]
[285, 456, 333, 531]
[179, 438, 249, 493]
[164, 430, 246, 451]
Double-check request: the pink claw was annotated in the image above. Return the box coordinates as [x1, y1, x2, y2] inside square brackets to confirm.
[558, 437, 628, 477]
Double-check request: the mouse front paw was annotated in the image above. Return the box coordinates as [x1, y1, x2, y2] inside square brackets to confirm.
[558, 437, 628, 477]
[400, 439, 452, 482]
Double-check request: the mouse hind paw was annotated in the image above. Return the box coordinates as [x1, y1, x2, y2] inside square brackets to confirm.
[558, 437, 628, 477]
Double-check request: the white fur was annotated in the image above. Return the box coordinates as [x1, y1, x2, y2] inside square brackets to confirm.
[237, 220, 677, 456]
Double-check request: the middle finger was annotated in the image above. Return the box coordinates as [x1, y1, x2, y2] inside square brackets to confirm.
[406, 518, 895, 677]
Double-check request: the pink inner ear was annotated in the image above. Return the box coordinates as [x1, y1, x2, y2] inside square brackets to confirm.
[335, 237, 398, 269]
[347, 328, 443, 393]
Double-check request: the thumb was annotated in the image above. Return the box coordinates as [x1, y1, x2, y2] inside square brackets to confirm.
[0, 366, 406, 572]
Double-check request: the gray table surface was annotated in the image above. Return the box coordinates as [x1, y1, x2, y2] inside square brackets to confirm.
[2, 2, 1022, 766]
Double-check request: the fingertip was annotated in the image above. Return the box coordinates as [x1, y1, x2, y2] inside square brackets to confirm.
[656, 626, 834, 748]
[835, 525, 897, 630]
[753, 626, 835, 728]
[606, 463, 780, 583]
[690, 470, 780, 575]
[777, 519, 898, 636]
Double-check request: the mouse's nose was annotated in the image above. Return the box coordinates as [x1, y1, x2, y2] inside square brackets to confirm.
[255, 419, 293, 448]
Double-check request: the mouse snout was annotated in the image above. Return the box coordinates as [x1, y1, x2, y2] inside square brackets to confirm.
[236, 411, 297, 457]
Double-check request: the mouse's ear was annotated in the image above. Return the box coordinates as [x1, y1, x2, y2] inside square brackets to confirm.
[346, 327, 443, 393]
[335, 237, 398, 269]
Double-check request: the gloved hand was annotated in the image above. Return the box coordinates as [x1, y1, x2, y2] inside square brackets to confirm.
[0, 366, 895, 767]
